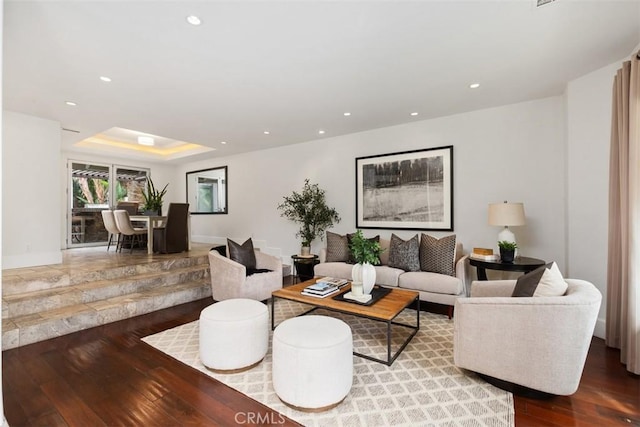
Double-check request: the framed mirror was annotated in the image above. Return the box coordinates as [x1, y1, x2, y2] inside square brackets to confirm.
[186, 166, 228, 214]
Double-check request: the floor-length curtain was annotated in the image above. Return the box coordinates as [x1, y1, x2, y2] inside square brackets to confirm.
[606, 53, 640, 375]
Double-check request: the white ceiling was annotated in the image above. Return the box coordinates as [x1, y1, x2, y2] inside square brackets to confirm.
[4, 1, 640, 164]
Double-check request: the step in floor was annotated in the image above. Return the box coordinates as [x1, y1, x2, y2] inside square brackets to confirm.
[1, 243, 215, 350]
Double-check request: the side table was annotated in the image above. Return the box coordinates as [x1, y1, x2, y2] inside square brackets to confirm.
[470, 256, 546, 281]
[291, 254, 320, 283]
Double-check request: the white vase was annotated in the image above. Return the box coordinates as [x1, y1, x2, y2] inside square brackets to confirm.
[352, 262, 376, 295]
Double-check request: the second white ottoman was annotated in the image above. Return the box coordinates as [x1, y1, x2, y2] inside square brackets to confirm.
[199, 298, 269, 373]
[272, 315, 353, 411]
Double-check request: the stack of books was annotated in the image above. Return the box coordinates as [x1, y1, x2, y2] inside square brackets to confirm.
[470, 247, 499, 261]
[301, 281, 341, 298]
[315, 277, 348, 288]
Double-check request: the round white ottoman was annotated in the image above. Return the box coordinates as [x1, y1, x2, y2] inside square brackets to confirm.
[199, 298, 268, 373]
[272, 315, 353, 411]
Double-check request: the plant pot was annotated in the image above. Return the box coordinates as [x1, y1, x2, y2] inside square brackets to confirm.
[352, 262, 376, 295]
[500, 248, 515, 263]
[300, 246, 311, 256]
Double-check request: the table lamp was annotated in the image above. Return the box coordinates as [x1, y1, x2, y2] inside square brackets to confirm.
[488, 201, 525, 245]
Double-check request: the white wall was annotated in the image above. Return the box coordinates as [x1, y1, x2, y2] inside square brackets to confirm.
[3, 111, 63, 268]
[178, 96, 567, 272]
[1, 110, 179, 268]
[566, 60, 623, 338]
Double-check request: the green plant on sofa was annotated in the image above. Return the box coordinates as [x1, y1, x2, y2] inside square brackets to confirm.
[277, 179, 340, 250]
[142, 176, 169, 215]
[349, 230, 382, 265]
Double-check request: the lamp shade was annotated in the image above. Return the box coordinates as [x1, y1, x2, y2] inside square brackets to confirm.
[488, 202, 525, 226]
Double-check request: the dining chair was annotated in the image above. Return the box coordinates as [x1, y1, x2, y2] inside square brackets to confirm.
[152, 203, 190, 254]
[101, 210, 121, 252]
[116, 201, 139, 215]
[113, 210, 147, 254]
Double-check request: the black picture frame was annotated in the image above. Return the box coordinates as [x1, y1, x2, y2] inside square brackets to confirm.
[355, 146, 453, 231]
[186, 166, 228, 215]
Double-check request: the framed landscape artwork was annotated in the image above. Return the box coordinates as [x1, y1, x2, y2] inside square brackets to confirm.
[355, 146, 453, 231]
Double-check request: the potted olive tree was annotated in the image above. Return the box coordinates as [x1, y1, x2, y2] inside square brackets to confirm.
[142, 176, 169, 216]
[349, 230, 382, 295]
[277, 179, 340, 255]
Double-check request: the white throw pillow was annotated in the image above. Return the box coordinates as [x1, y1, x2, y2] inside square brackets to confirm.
[533, 262, 568, 297]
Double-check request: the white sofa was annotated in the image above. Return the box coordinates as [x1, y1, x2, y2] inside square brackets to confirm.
[314, 238, 469, 316]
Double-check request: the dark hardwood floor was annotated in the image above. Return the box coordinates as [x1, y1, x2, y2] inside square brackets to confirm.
[3, 295, 639, 426]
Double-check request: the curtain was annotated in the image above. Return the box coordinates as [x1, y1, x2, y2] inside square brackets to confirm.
[606, 53, 640, 375]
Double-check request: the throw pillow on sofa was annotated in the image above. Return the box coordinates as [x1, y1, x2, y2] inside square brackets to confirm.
[388, 234, 420, 271]
[325, 231, 350, 262]
[512, 262, 568, 297]
[419, 234, 456, 276]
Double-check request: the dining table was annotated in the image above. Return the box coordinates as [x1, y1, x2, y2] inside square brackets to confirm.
[130, 214, 192, 254]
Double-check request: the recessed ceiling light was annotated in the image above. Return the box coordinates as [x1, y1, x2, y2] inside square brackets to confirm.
[65, 101, 77, 106]
[264, 131, 270, 135]
[469, 83, 480, 89]
[186, 15, 201, 26]
[137, 136, 155, 146]
[318, 130, 325, 135]
[410, 112, 419, 116]
[343, 112, 351, 116]
[100, 76, 112, 82]
[221, 141, 227, 145]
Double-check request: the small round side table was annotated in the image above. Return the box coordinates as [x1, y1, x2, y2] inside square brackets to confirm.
[291, 254, 319, 283]
[470, 256, 546, 281]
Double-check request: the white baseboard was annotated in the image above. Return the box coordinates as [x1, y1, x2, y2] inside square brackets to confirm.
[593, 317, 606, 339]
[3, 251, 62, 269]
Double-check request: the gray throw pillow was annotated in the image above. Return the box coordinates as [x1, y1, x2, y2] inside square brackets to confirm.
[419, 234, 456, 276]
[388, 234, 420, 271]
[227, 238, 256, 270]
[512, 262, 567, 297]
[511, 264, 549, 297]
[325, 231, 349, 262]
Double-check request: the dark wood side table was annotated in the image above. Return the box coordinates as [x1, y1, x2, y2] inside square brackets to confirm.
[470, 256, 546, 280]
[291, 254, 320, 283]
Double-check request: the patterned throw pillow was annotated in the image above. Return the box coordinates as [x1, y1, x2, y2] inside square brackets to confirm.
[388, 234, 420, 271]
[227, 238, 257, 270]
[325, 231, 350, 262]
[419, 234, 457, 276]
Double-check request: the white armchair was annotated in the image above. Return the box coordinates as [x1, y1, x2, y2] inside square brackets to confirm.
[453, 279, 601, 395]
[208, 249, 283, 302]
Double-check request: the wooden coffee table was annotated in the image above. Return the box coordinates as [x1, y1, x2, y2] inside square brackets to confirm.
[271, 280, 420, 366]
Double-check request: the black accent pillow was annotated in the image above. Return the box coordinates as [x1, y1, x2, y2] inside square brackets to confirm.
[246, 268, 272, 277]
[347, 233, 380, 264]
[228, 238, 257, 270]
[388, 234, 420, 271]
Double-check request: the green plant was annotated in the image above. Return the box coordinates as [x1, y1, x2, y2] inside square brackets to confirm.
[142, 176, 168, 212]
[498, 240, 518, 250]
[349, 230, 382, 265]
[277, 179, 340, 246]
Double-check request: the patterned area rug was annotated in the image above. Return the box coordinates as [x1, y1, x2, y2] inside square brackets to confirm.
[142, 300, 514, 426]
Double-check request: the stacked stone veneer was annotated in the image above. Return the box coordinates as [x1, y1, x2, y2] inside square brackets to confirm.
[2, 256, 211, 350]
